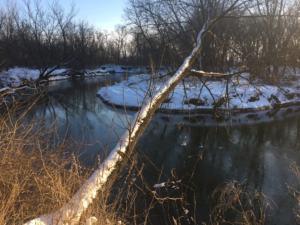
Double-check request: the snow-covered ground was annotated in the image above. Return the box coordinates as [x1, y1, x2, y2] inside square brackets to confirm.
[0, 67, 40, 87]
[97, 69, 300, 113]
[0, 67, 110, 90]
[0, 67, 71, 87]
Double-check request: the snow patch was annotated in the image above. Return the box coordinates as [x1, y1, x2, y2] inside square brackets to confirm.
[98, 73, 300, 112]
[153, 183, 166, 188]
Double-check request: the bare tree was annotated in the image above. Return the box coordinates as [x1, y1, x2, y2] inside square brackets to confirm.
[124, 0, 300, 78]
[4, 0, 104, 81]
[114, 25, 128, 65]
[239, 0, 300, 81]
[10, 1, 78, 80]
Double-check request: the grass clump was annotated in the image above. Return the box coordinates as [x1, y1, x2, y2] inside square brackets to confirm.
[0, 94, 129, 224]
[210, 181, 275, 225]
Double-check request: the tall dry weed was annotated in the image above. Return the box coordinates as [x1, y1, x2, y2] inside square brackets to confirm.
[286, 162, 300, 224]
[0, 93, 129, 224]
[209, 181, 275, 225]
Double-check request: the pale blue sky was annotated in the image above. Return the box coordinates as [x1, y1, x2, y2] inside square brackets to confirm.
[5, 0, 127, 30]
[65, 0, 127, 30]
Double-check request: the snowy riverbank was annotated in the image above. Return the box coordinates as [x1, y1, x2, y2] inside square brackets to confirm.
[0, 64, 167, 91]
[97, 70, 300, 113]
[0, 67, 109, 92]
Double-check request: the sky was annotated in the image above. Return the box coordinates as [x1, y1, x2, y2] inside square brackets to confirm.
[6, 0, 127, 31]
[64, 0, 127, 31]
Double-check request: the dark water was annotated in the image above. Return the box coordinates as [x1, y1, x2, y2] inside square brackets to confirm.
[24, 74, 300, 224]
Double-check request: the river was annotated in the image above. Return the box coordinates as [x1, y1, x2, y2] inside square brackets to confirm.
[23, 73, 300, 224]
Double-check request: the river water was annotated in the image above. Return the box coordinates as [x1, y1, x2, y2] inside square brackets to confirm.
[25, 73, 300, 224]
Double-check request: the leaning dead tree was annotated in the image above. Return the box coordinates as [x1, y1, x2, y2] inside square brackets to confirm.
[24, 1, 244, 224]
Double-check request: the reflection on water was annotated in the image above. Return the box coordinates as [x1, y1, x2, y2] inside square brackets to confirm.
[23, 74, 300, 224]
[25, 74, 135, 164]
[140, 119, 300, 224]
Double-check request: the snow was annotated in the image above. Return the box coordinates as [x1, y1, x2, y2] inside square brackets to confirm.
[0, 87, 10, 93]
[0, 67, 40, 87]
[48, 75, 69, 81]
[153, 183, 166, 188]
[50, 68, 67, 75]
[0, 67, 110, 89]
[0, 67, 68, 87]
[0, 86, 35, 94]
[47, 70, 109, 81]
[181, 136, 188, 146]
[96, 65, 300, 126]
[97, 71, 300, 112]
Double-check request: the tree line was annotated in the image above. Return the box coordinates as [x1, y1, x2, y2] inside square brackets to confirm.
[0, 0, 133, 80]
[125, 0, 300, 81]
[0, 0, 300, 81]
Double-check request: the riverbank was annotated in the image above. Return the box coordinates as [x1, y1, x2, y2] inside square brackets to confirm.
[0, 67, 110, 91]
[97, 69, 300, 113]
[0, 66, 111, 105]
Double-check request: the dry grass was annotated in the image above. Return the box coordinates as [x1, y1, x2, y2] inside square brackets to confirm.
[286, 162, 300, 224]
[209, 181, 275, 225]
[0, 93, 131, 224]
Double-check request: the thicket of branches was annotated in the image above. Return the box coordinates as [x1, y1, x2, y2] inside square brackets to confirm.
[125, 0, 300, 80]
[0, 0, 300, 81]
[0, 0, 132, 79]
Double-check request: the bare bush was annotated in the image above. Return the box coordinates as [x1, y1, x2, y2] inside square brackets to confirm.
[210, 181, 275, 225]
